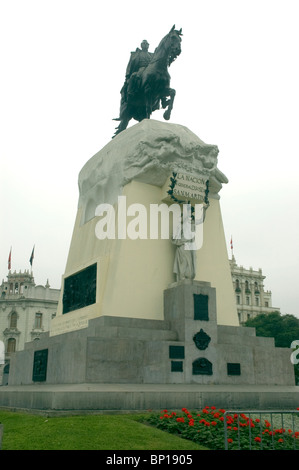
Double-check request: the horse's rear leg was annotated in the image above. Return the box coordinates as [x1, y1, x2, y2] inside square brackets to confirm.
[144, 85, 153, 119]
[163, 88, 176, 120]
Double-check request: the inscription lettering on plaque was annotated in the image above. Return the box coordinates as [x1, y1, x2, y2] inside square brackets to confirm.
[227, 363, 241, 376]
[63, 263, 97, 314]
[32, 349, 48, 382]
[165, 172, 208, 203]
[194, 294, 209, 321]
[192, 357, 213, 375]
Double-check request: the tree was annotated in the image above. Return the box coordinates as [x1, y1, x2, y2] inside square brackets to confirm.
[244, 311, 299, 347]
[244, 311, 299, 384]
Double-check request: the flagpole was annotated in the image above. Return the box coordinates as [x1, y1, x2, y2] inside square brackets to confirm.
[8, 247, 12, 273]
[29, 245, 35, 275]
[230, 236, 234, 259]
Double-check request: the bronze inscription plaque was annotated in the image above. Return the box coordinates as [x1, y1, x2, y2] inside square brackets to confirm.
[63, 263, 97, 314]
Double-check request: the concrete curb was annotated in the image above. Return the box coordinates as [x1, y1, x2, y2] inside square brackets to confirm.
[0, 383, 298, 412]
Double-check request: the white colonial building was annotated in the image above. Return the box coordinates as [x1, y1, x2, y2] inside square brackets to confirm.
[0, 269, 60, 384]
[229, 255, 280, 324]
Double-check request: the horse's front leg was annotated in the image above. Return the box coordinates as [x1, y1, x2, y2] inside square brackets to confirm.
[163, 88, 176, 120]
[113, 116, 130, 138]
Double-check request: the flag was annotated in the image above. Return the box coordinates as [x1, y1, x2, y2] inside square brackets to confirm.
[29, 246, 35, 266]
[8, 248, 12, 270]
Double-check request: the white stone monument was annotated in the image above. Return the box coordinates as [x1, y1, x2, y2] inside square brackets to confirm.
[51, 119, 239, 336]
[4, 119, 296, 404]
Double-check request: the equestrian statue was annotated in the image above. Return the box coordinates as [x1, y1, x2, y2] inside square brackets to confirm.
[113, 25, 182, 137]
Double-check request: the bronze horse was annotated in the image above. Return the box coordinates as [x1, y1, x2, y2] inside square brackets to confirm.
[113, 25, 182, 137]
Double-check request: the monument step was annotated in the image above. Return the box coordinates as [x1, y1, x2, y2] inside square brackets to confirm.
[91, 324, 178, 341]
[1, 383, 299, 412]
[90, 315, 173, 331]
[217, 325, 275, 347]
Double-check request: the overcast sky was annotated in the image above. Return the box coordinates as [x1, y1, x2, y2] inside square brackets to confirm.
[1, 0, 298, 318]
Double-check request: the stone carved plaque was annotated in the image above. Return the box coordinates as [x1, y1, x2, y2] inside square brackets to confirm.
[164, 172, 209, 205]
[63, 263, 97, 314]
[194, 294, 209, 321]
[192, 357, 213, 375]
[32, 349, 48, 382]
[193, 329, 211, 350]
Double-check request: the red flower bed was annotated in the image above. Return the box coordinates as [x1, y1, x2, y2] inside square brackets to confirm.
[145, 406, 299, 450]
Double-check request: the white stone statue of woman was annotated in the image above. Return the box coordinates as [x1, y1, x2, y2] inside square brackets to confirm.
[172, 203, 208, 282]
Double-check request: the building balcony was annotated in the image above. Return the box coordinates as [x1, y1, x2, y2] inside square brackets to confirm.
[2, 327, 21, 337]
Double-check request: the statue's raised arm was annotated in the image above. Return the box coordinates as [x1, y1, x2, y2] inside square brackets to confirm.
[113, 25, 182, 138]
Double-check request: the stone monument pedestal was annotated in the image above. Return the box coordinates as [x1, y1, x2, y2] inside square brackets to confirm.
[2, 120, 297, 410]
[7, 280, 295, 388]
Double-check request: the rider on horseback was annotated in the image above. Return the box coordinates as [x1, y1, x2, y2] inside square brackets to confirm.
[117, 40, 153, 119]
[113, 26, 182, 137]
[126, 40, 153, 95]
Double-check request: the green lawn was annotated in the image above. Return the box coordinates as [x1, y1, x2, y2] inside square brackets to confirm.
[0, 411, 208, 450]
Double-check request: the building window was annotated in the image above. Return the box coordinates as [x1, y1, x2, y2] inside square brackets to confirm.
[265, 301, 269, 307]
[255, 297, 259, 306]
[10, 312, 17, 328]
[7, 338, 16, 353]
[35, 313, 43, 329]
[246, 296, 250, 305]
[236, 295, 240, 305]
